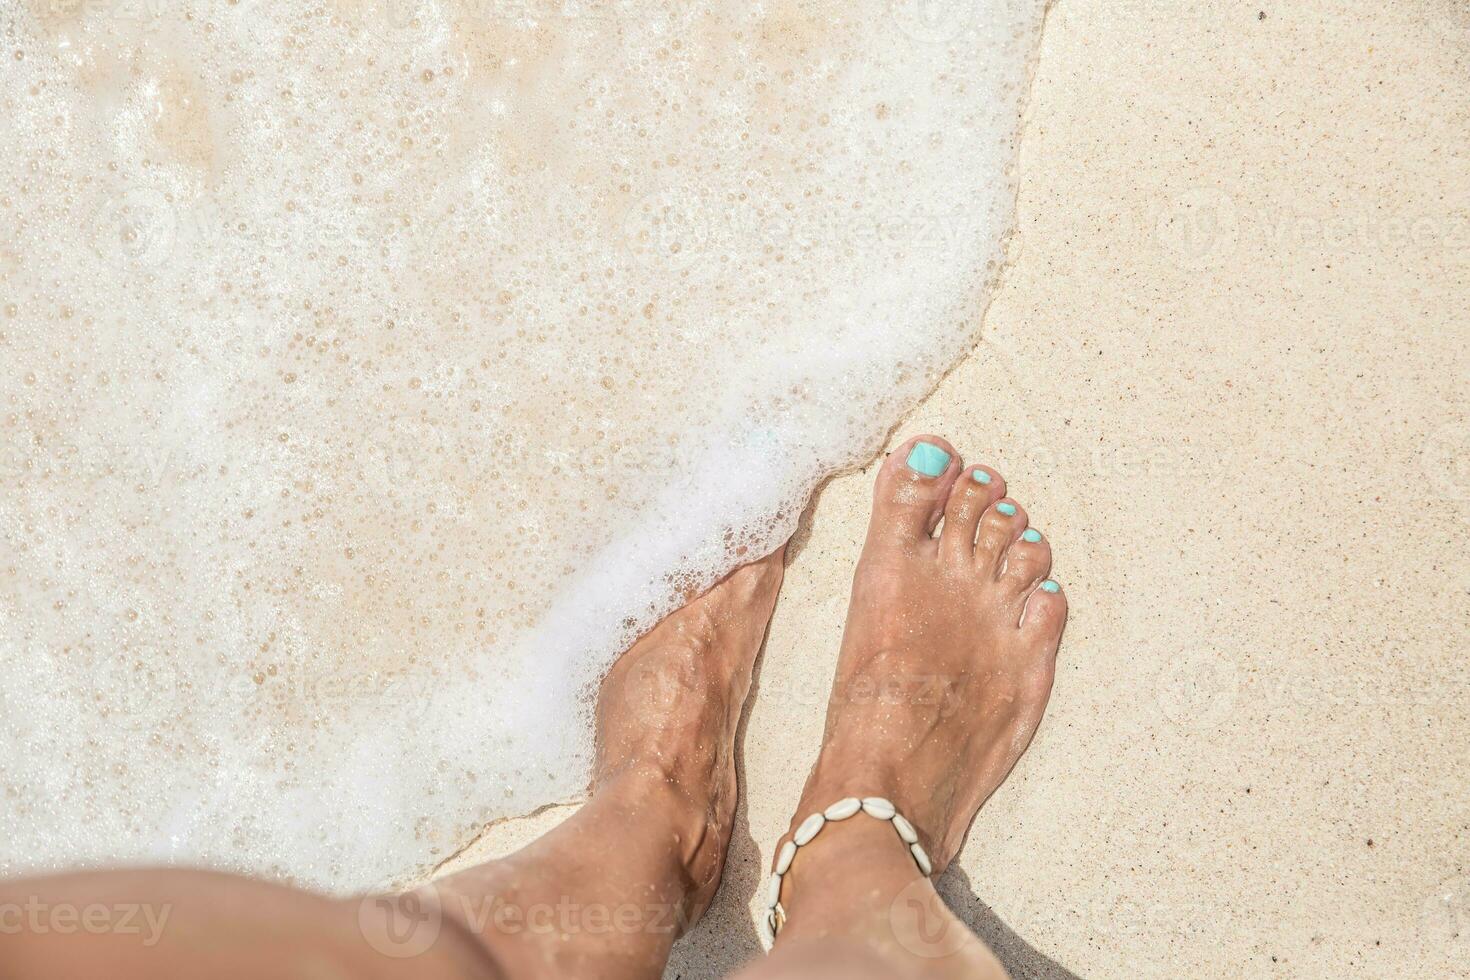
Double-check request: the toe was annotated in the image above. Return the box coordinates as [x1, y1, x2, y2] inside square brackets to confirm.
[866, 435, 963, 549]
[998, 525, 1051, 594]
[1020, 578, 1068, 643]
[939, 465, 1006, 561]
[975, 497, 1025, 574]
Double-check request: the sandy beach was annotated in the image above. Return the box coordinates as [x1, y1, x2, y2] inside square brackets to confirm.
[439, 1, 1470, 976]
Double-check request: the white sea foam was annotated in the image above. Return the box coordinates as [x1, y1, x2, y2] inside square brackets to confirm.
[0, 0, 1045, 890]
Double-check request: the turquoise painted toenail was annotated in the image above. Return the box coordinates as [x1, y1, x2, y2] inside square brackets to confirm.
[905, 442, 951, 477]
[1022, 528, 1042, 543]
[973, 470, 992, 485]
[996, 502, 1017, 516]
[1040, 580, 1060, 593]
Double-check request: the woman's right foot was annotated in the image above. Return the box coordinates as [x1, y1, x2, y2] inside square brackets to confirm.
[789, 432, 1067, 875]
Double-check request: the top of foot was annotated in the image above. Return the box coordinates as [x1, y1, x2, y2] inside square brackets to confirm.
[594, 547, 785, 916]
[794, 434, 1067, 872]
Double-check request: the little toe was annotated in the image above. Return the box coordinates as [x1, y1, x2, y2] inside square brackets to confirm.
[1020, 578, 1068, 644]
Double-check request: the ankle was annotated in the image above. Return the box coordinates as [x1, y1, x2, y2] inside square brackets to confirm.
[596, 764, 715, 837]
[778, 815, 923, 933]
[774, 818, 1005, 978]
[593, 767, 729, 915]
[795, 762, 922, 847]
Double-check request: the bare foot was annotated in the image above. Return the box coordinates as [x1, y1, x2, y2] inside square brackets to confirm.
[594, 546, 785, 920]
[795, 433, 1067, 871]
[430, 551, 785, 980]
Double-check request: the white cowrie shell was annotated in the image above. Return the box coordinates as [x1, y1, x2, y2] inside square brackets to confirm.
[861, 796, 896, 820]
[892, 813, 919, 844]
[765, 873, 783, 907]
[775, 840, 797, 874]
[911, 842, 933, 876]
[793, 812, 826, 845]
[823, 797, 862, 821]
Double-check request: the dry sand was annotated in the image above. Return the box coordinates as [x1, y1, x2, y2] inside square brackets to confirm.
[438, 1, 1470, 976]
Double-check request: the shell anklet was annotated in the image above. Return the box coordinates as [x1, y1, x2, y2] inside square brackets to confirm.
[760, 795, 931, 948]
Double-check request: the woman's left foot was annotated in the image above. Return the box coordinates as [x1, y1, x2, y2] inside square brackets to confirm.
[593, 547, 786, 917]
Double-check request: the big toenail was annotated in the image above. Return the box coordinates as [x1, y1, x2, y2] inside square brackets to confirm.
[973, 470, 992, 485]
[1040, 580, 1060, 593]
[996, 502, 1017, 516]
[1022, 528, 1042, 543]
[905, 442, 951, 477]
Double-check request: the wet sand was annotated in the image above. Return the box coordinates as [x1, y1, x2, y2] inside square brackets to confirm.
[438, 1, 1470, 976]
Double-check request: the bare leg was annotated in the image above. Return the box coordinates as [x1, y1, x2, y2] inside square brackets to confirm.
[0, 867, 499, 979]
[737, 435, 1068, 980]
[430, 548, 785, 978]
[0, 548, 785, 980]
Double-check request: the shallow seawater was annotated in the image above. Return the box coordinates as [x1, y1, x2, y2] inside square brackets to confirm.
[0, 0, 1044, 890]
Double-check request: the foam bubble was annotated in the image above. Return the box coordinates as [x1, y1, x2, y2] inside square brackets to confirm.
[0, 0, 1045, 890]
